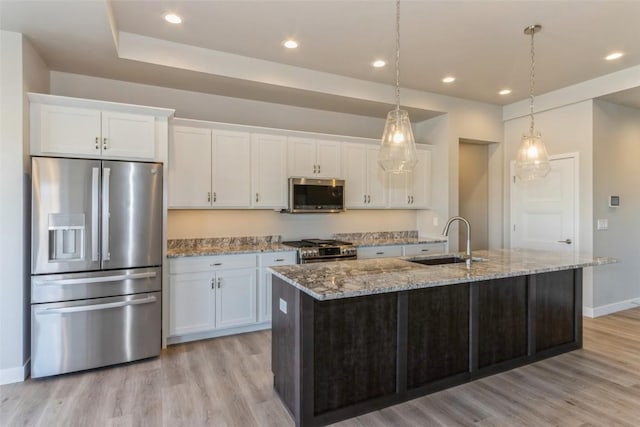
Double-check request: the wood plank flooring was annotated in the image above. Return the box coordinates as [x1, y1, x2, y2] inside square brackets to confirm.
[2, 307, 639, 427]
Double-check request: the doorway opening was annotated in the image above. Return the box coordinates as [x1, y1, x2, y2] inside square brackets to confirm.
[458, 140, 491, 250]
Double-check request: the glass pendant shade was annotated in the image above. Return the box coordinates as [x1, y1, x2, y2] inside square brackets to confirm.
[379, 109, 418, 173]
[515, 131, 550, 180]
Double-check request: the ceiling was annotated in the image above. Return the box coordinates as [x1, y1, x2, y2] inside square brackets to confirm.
[1, 0, 639, 119]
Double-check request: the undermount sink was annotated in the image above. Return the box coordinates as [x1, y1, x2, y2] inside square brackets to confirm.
[407, 254, 487, 266]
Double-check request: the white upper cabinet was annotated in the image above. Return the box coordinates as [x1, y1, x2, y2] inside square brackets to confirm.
[101, 111, 155, 159]
[342, 143, 387, 208]
[169, 126, 212, 208]
[388, 147, 431, 209]
[251, 133, 287, 208]
[211, 130, 251, 208]
[288, 137, 341, 178]
[29, 94, 173, 161]
[169, 127, 251, 208]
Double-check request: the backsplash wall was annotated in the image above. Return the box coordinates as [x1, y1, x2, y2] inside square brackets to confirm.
[167, 209, 418, 240]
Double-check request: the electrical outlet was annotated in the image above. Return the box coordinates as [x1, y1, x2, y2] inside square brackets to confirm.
[433, 217, 439, 227]
[279, 298, 288, 314]
[597, 219, 608, 231]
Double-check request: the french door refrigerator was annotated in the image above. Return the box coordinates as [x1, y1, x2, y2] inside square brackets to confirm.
[31, 157, 163, 378]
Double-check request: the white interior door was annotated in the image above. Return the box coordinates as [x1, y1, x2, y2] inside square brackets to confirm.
[511, 155, 577, 253]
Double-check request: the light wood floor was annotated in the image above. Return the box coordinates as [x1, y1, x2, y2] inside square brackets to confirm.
[2, 307, 639, 427]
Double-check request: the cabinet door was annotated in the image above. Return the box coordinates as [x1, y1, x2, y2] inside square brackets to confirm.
[169, 272, 215, 336]
[342, 143, 367, 208]
[169, 126, 212, 208]
[212, 130, 251, 207]
[366, 145, 387, 207]
[101, 111, 155, 160]
[410, 149, 431, 208]
[38, 104, 101, 157]
[387, 172, 410, 208]
[215, 268, 257, 329]
[288, 137, 316, 176]
[251, 134, 287, 208]
[316, 140, 341, 178]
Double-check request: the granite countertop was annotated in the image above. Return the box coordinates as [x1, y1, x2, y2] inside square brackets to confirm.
[269, 249, 616, 301]
[333, 230, 447, 247]
[167, 235, 295, 257]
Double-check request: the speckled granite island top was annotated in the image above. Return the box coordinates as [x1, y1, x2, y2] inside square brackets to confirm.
[269, 249, 615, 300]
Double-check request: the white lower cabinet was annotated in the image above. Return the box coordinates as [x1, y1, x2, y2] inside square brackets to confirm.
[402, 243, 446, 256]
[357, 243, 447, 260]
[169, 251, 296, 343]
[357, 245, 403, 259]
[169, 254, 257, 341]
[258, 251, 297, 322]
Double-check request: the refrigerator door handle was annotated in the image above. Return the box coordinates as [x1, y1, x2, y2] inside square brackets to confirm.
[34, 295, 157, 315]
[102, 167, 111, 261]
[33, 271, 157, 287]
[91, 167, 100, 261]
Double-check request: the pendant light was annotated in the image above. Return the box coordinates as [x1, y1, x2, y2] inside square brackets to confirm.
[378, 0, 417, 174]
[515, 24, 550, 181]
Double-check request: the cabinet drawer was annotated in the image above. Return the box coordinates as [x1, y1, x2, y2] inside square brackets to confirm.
[403, 243, 446, 257]
[259, 251, 297, 267]
[357, 245, 403, 259]
[169, 254, 257, 274]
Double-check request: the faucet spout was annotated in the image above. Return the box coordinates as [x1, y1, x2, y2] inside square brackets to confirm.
[442, 216, 472, 266]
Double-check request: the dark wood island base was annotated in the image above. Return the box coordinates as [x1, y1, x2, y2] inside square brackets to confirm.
[272, 269, 583, 427]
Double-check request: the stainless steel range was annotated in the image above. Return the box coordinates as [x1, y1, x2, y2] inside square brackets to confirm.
[282, 239, 357, 264]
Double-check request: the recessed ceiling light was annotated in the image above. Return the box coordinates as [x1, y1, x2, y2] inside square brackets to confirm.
[499, 89, 512, 95]
[164, 13, 182, 24]
[605, 52, 624, 61]
[442, 76, 456, 83]
[283, 39, 299, 49]
[372, 59, 386, 68]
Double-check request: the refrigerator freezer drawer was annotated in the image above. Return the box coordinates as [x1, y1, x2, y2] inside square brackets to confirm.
[31, 267, 161, 304]
[31, 291, 161, 378]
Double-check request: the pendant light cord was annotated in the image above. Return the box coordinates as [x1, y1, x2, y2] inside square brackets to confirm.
[395, 0, 401, 112]
[529, 26, 536, 135]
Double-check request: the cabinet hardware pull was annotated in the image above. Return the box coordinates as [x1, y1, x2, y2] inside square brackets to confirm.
[95, 137, 99, 150]
[376, 252, 384, 255]
[275, 258, 285, 262]
[421, 249, 430, 252]
[213, 192, 217, 202]
[207, 192, 211, 203]
[313, 164, 317, 174]
[212, 263, 222, 266]
[210, 278, 215, 289]
[407, 196, 410, 204]
[217, 277, 221, 288]
[367, 195, 371, 203]
[318, 164, 321, 173]
[557, 239, 572, 244]
[363, 194, 367, 203]
[103, 137, 108, 150]
[256, 193, 259, 203]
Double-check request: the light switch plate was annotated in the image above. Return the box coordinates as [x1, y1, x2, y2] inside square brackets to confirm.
[279, 298, 287, 314]
[597, 219, 608, 231]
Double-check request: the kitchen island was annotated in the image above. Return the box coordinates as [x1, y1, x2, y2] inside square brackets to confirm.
[269, 249, 614, 427]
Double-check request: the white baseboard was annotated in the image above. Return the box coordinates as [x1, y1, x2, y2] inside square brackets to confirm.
[0, 358, 29, 385]
[167, 322, 271, 345]
[583, 298, 640, 318]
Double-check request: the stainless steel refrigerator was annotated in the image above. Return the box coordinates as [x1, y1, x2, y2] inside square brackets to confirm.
[30, 157, 163, 378]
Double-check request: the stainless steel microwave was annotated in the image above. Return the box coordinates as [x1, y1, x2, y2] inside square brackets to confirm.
[284, 177, 345, 213]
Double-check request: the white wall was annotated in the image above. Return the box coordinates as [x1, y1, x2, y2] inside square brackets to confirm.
[592, 100, 640, 311]
[167, 209, 417, 240]
[50, 72, 390, 140]
[504, 100, 595, 308]
[0, 31, 49, 384]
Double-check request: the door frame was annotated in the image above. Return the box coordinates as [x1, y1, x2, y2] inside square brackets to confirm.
[510, 152, 580, 254]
